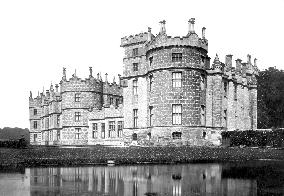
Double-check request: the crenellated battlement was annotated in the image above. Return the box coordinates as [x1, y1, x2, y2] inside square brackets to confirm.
[121, 32, 148, 47]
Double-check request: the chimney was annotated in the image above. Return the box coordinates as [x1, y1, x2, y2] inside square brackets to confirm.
[254, 58, 257, 67]
[225, 55, 233, 71]
[202, 27, 206, 39]
[62, 67, 66, 81]
[188, 18, 195, 33]
[89, 67, 93, 78]
[159, 20, 166, 34]
[55, 84, 59, 92]
[247, 54, 251, 64]
[236, 59, 242, 74]
[147, 27, 152, 42]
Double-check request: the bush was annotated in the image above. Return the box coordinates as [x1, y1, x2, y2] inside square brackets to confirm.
[0, 138, 28, 148]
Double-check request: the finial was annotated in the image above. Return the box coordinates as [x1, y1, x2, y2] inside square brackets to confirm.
[247, 54, 251, 64]
[147, 27, 152, 42]
[105, 73, 108, 83]
[89, 67, 93, 77]
[254, 58, 257, 67]
[50, 82, 54, 91]
[55, 84, 59, 92]
[29, 91, 32, 99]
[113, 76, 116, 84]
[97, 73, 100, 80]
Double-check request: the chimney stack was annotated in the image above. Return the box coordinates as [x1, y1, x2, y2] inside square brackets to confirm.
[188, 18, 195, 33]
[147, 27, 152, 42]
[225, 55, 233, 71]
[159, 20, 166, 34]
[202, 27, 206, 39]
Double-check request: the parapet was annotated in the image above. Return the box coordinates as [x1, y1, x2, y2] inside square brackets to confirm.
[121, 32, 148, 47]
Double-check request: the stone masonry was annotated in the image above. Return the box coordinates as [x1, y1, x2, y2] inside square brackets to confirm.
[29, 19, 258, 146]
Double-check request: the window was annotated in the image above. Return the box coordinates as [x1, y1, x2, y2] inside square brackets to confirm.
[115, 98, 119, 108]
[234, 84, 237, 100]
[172, 132, 182, 139]
[133, 63, 138, 72]
[133, 109, 138, 128]
[92, 123, 98, 138]
[172, 53, 182, 62]
[118, 121, 123, 137]
[172, 104, 182, 125]
[110, 97, 113, 105]
[133, 48, 138, 56]
[133, 80, 138, 95]
[149, 75, 153, 91]
[57, 115, 60, 126]
[57, 130, 60, 141]
[202, 132, 207, 139]
[101, 123, 105, 139]
[33, 121, 38, 129]
[224, 109, 227, 128]
[109, 121, 115, 138]
[34, 109, 37, 115]
[75, 93, 80, 102]
[75, 128, 81, 139]
[172, 72, 182, 88]
[149, 56, 153, 66]
[33, 134, 37, 142]
[201, 105, 205, 126]
[75, 112, 81, 122]
[132, 133, 138, 141]
[224, 81, 228, 97]
[149, 106, 153, 126]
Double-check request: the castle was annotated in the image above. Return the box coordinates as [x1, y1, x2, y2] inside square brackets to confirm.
[29, 19, 259, 146]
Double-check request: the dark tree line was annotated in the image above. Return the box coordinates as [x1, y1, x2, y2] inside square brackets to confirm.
[258, 67, 284, 128]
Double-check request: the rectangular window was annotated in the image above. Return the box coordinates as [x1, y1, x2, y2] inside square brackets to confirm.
[133, 63, 138, 72]
[172, 53, 182, 62]
[109, 121, 115, 138]
[149, 76, 153, 91]
[133, 48, 138, 56]
[172, 72, 182, 88]
[118, 121, 123, 137]
[92, 123, 98, 138]
[101, 123, 105, 139]
[224, 81, 228, 97]
[34, 109, 37, 115]
[224, 109, 227, 128]
[115, 98, 119, 108]
[172, 132, 182, 140]
[201, 105, 206, 126]
[33, 134, 37, 142]
[75, 93, 80, 102]
[172, 104, 182, 125]
[234, 84, 237, 100]
[149, 56, 153, 66]
[57, 115, 60, 126]
[149, 106, 153, 127]
[33, 121, 38, 129]
[75, 128, 81, 139]
[133, 80, 138, 95]
[57, 130, 60, 141]
[110, 97, 113, 105]
[75, 112, 81, 122]
[133, 109, 138, 128]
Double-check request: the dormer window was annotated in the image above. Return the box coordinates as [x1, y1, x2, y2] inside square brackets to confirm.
[172, 53, 182, 62]
[133, 48, 138, 56]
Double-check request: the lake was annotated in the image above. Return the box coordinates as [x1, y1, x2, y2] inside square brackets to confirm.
[0, 161, 283, 196]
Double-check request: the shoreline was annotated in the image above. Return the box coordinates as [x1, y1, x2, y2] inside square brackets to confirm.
[0, 146, 283, 169]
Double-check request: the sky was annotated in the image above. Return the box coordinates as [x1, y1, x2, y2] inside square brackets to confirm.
[0, 0, 283, 129]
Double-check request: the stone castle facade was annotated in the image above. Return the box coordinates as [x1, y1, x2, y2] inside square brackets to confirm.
[29, 19, 259, 146]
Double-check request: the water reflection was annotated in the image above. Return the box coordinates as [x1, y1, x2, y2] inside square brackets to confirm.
[1, 162, 283, 196]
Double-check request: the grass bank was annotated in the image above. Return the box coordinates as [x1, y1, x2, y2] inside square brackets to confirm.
[0, 146, 283, 168]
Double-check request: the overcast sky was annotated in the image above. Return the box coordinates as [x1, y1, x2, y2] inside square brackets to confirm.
[0, 0, 283, 129]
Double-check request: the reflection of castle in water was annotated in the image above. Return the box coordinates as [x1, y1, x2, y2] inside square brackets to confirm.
[26, 164, 257, 196]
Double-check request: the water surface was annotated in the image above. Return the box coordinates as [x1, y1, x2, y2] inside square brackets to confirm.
[0, 161, 283, 196]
